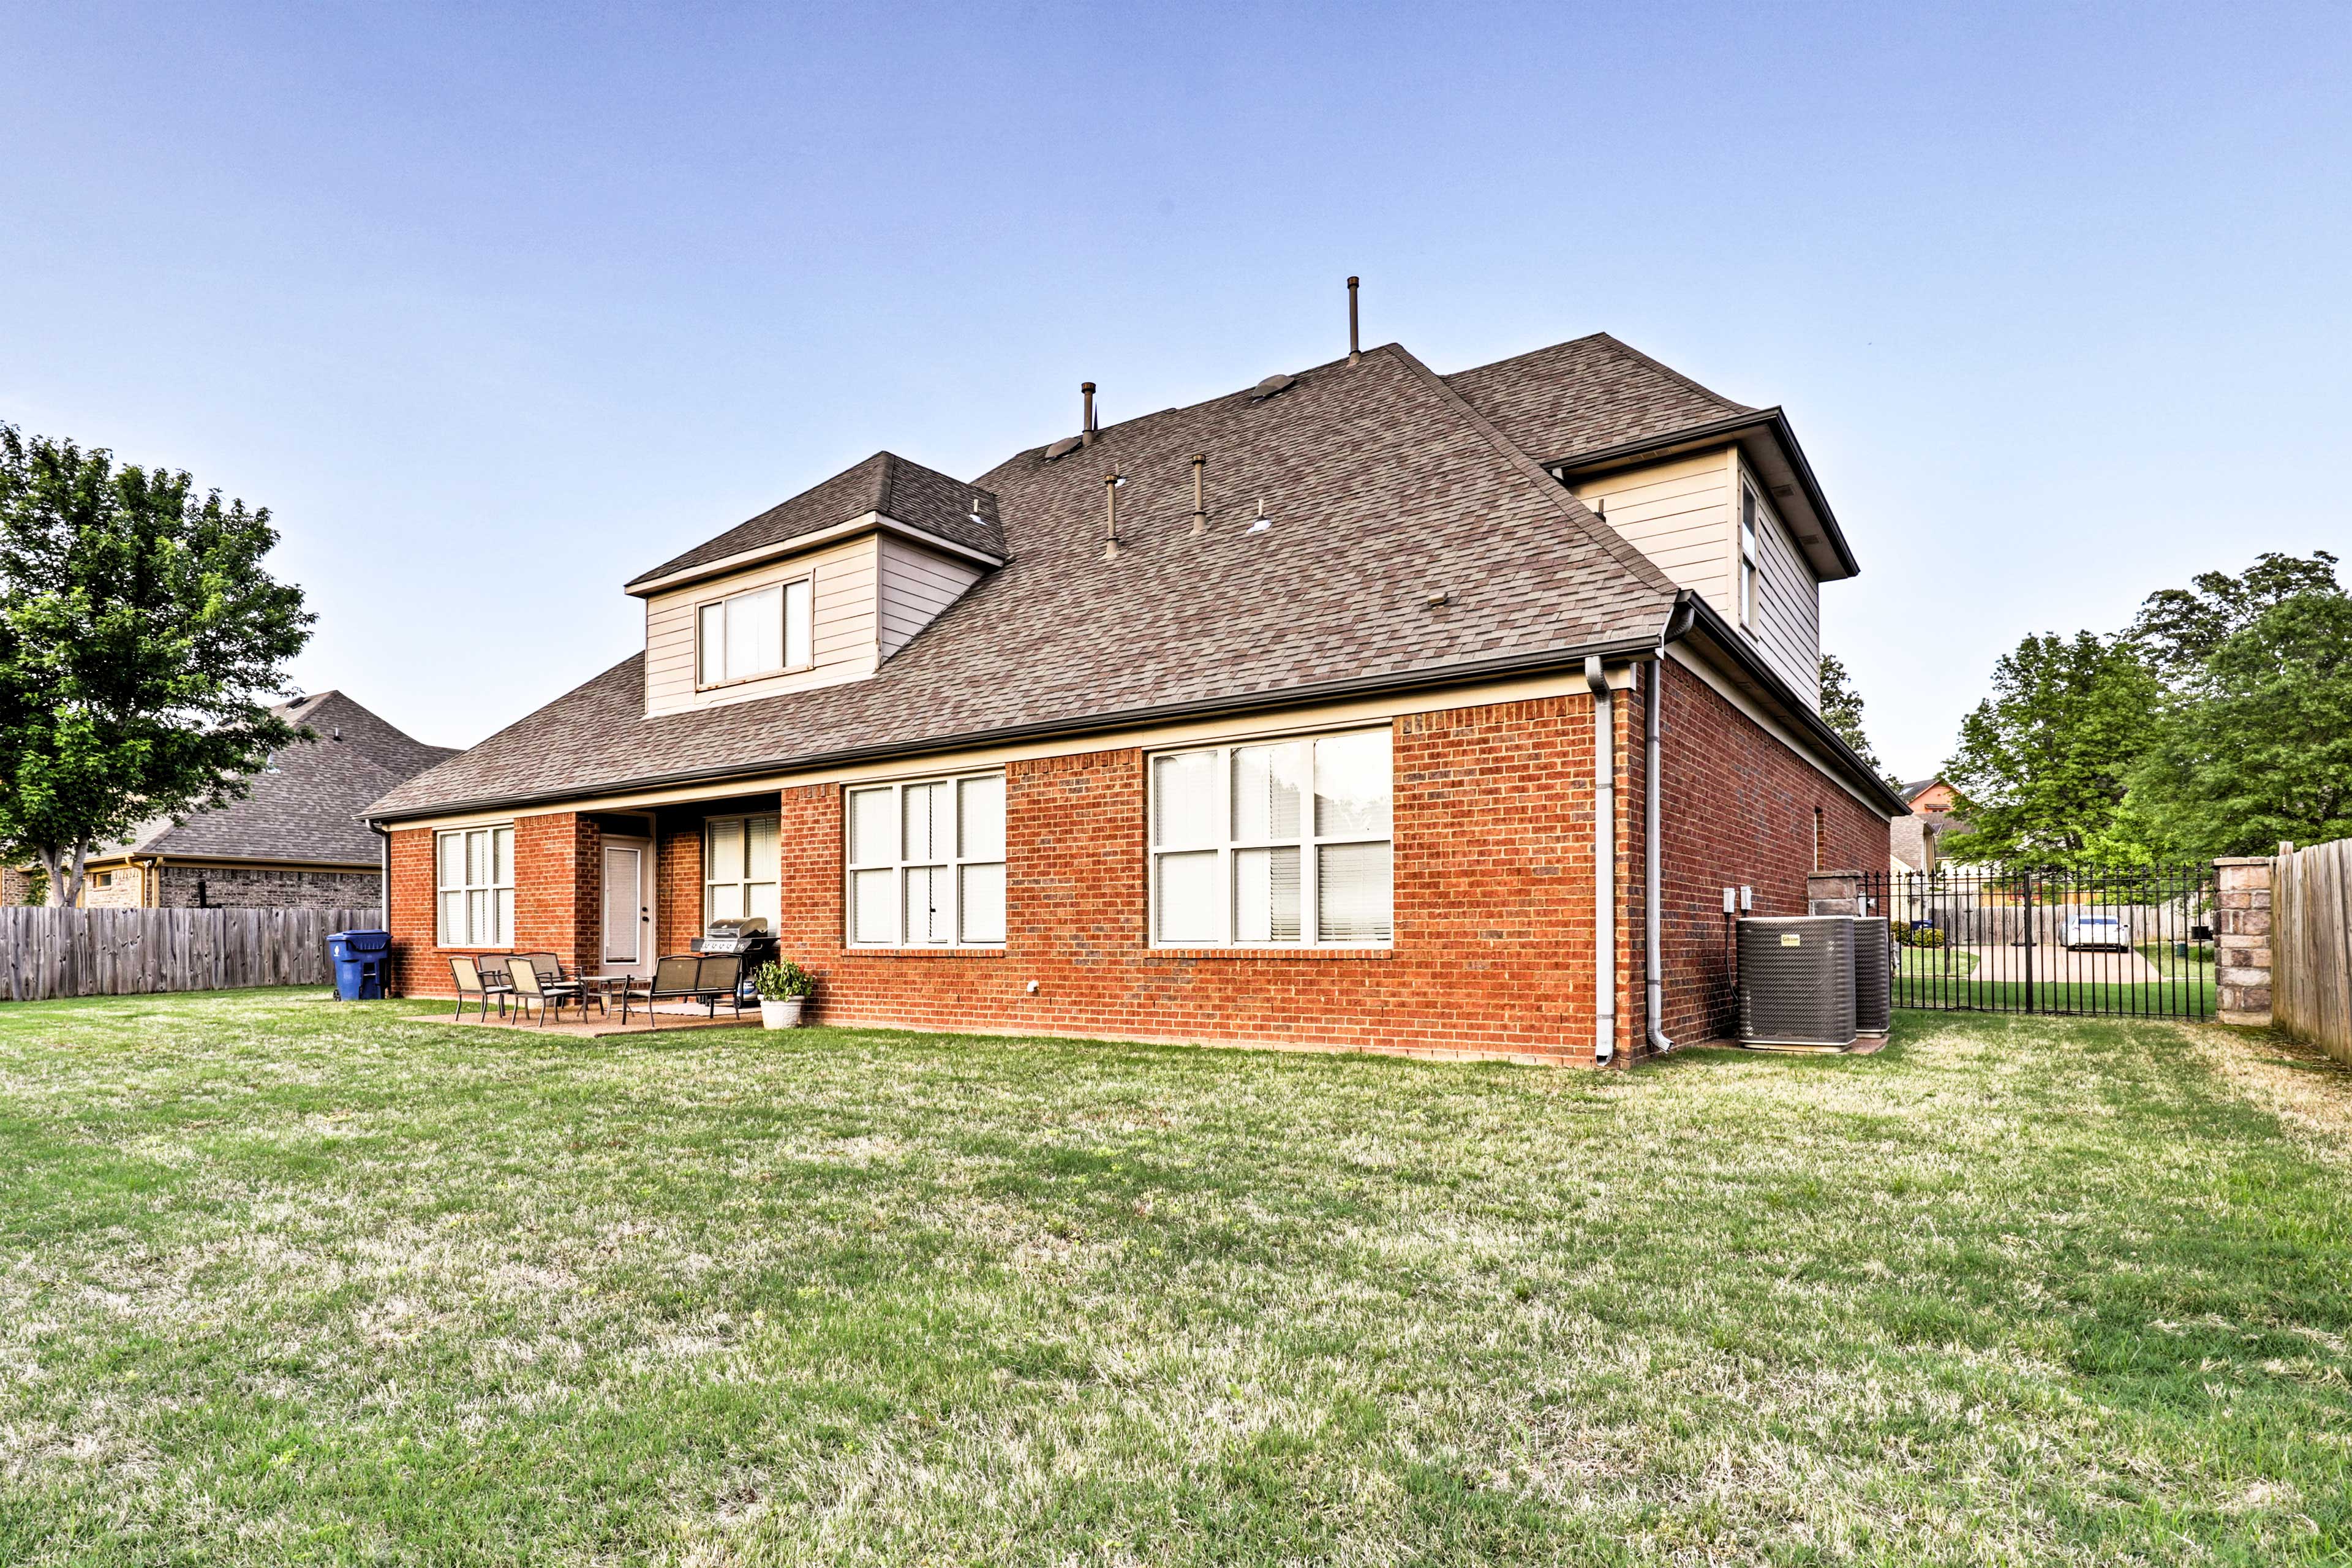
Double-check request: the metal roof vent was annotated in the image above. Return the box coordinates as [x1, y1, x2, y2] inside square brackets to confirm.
[1252, 372, 1297, 401]
[1043, 435, 1084, 462]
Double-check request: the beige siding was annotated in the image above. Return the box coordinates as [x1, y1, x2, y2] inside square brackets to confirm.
[1567, 450, 1734, 611]
[1569, 447, 1822, 708]
[643, 535, 881, 716]
[878, 537, 983, 659]
[1736, 455, 1822, 706]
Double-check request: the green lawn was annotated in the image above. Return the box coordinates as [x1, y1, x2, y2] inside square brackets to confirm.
[2, 992, 2349, 1565]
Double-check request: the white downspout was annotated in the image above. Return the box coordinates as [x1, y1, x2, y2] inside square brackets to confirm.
[1645, 647, 1674, 1056]
[1585, 655, 1616, 1064]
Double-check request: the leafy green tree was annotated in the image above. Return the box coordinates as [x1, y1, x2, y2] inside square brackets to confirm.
[1941, 631, 2165, 865]
[0, 426, 312, 905]
[1817, 652, 1897, 788]
[2128, 549, 2341, 685]
[2127, 594, 2352, 857]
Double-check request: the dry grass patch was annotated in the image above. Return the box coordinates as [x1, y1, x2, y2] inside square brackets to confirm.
[0, 992, 2346, 1564]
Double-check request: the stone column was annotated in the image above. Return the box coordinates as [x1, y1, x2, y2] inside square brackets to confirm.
[1807, 870, 1863, 916]
[2214, 856, 2274, 1027]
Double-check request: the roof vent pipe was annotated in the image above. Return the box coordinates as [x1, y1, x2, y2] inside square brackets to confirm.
[1081, 382, 1097, 446]
[1102, 472, 1122, 560]
[1347, 276, 1360, 364]
[1189, 454, 1207, 535]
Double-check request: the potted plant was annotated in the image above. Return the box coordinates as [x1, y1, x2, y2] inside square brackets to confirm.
[752, 959, 815, 1029]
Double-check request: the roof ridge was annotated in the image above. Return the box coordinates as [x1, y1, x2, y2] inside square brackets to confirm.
[1378, 343, 1684, 607]
[1589, 332, 1751, 415]
[874, 451, 899, 518]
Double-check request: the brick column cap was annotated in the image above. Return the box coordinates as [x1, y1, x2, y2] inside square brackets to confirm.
[2213, 856, 2274, 866]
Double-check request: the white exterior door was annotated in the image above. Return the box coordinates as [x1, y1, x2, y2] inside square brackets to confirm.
[600, 840, 654, 977]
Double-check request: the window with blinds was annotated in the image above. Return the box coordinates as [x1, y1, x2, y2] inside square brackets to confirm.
[704, 815, 780, 927]
[1149, 728, 1392, 948]
[696, 577, 814, 688]
[845, 772, 1005, 946]
[435, 825, 514, 947]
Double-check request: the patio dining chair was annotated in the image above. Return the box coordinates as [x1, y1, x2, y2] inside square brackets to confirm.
[503, 957, 584, 1027]
[448, 955, 512, 1022]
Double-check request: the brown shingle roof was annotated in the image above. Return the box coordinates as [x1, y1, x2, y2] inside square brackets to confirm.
[371, 344, 1681, 819]
[627, 451, 1005, 589]
[1442, 333, 1751, 465]
[102, 693, 456, 865]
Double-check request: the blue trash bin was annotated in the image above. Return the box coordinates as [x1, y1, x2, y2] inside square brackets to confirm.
[328, 929, 391, 1000]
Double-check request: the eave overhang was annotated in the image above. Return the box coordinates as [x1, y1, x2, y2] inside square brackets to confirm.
[1548, 409, 1860, 582]
[624, 511, 1006, 598]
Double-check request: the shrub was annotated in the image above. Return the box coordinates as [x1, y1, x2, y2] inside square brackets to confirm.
[1897, 924, 1946, 949]
[752, 960, 816, 1001]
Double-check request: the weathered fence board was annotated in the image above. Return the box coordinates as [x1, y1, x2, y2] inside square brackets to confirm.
[0, 907, 375, 1002]
[2275, 839, 2352, 1065]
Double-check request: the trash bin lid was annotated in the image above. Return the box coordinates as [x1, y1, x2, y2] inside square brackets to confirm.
[331, 929, 393, 952]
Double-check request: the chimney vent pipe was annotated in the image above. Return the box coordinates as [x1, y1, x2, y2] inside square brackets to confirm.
[1347, 276, 1360, 364]
[1189, 454, 1207, 535]
[1102, 471, 1121, 560]
[1081, 382, 1096, 445]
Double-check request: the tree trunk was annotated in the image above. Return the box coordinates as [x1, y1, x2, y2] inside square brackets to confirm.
[36, 843, 90, 908]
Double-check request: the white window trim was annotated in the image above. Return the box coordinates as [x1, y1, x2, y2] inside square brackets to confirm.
[843, 770, 1007, 949]
[1147, 726, 1394, 950]
[434, 823, 514, 948]
[703, 813, 780, 928]
[695, 575, 815, 692]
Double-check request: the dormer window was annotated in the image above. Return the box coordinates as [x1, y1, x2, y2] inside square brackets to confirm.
[697, 578, 813, 688]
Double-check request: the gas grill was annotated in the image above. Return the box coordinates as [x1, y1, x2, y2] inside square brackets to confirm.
[687, 918, 781, 1007]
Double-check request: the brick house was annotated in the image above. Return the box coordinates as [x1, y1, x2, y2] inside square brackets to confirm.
[72, 692, 453, 911]
[369, 332, 1901, 1064]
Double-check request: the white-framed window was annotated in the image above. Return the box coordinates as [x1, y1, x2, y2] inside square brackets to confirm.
[1739, 486, 1762, 630]
[845, 772, 1006, 947]
[436, 824, 514, 947]
[1149, 727, 1393, 948]
[696, 578, 814, 688]
[704, 815, 780, 927]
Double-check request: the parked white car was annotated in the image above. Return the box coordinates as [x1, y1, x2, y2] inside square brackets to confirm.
[2062, 913, 2130, 951]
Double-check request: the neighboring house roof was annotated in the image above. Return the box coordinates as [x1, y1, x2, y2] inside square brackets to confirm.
[1441, 333, 1752, 465]
[627, 451, 1008, 589]
[371, 342, 1695, 820]
[98, 692, 455, 867]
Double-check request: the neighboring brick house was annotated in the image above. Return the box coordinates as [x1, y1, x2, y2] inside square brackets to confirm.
[72, 692, 454, 911]
[369, 330, 1902, 1064]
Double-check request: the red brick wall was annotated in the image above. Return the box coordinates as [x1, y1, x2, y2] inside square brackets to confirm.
[383, 677, 1887, 1066]
[739, 694, 1620, 1062]
[1630, 658, 1891, 1049]
[385, 810, 599, 994]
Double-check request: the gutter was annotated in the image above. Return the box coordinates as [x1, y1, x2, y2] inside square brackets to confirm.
[369, 630, 1675, 826]
[1644, 602, 1695, 1058]
[1673, 594, 1910, 816]
[1585, 655, 1616, 1065]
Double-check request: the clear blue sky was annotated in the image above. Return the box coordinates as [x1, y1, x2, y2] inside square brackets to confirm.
[3, 2, 2346, 775]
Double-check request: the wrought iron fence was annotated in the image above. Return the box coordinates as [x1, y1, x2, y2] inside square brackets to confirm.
[1860, 863, 2218, 1018]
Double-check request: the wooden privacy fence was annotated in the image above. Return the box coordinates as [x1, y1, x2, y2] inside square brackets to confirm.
[0, 907, 376, 1003]
[2274, 839, 2352, 1065]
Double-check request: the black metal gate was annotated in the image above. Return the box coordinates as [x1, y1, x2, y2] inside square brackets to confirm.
[1861, 862, 2218, 1018]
